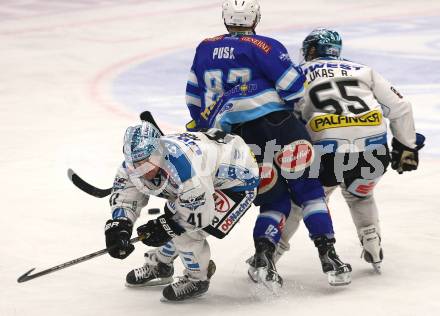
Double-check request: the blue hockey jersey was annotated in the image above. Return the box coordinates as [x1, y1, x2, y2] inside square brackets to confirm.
[191, 78, 284, 133]
[186, 33, 305, 126]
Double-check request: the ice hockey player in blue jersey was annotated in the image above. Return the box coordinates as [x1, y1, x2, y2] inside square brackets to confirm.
[185, 0, 351, 289]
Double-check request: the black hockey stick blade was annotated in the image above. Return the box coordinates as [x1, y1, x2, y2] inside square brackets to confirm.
[17, 236, 145, 283]
[67, 168, 112, 198]
[17, 268, 36, 283]
[139, 111, 164, 135]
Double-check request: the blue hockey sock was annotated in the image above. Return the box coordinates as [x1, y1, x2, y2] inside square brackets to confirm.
[253, 211, 285, 245]
[302, 198, 334, 239]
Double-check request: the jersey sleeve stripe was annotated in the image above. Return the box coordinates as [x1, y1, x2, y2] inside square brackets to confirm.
[186, 93, 202, 108]
[282, 85, 305, 101]
[187, 71, 199, 87]
[276, 66, 301, 91]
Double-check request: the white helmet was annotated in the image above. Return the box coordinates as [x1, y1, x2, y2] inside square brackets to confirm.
[222, 0, 261, 28]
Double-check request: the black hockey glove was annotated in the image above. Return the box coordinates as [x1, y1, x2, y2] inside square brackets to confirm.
[104, 218, 135, 259]
[137, 215, 185, 247]
[391, 133, 425, 174]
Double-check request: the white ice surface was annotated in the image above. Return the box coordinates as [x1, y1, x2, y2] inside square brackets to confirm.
[1, 1, 440, 315]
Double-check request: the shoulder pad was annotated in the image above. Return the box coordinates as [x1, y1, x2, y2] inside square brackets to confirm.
[161, 139, 195, 183]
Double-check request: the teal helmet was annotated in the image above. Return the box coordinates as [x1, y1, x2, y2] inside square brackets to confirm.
[302, 28, 342, 61]
[123, 121, 161, 163]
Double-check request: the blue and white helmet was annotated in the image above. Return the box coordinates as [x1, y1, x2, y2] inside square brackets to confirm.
[302, 28, 342, 61]
[123, 121, 161, 164]
[222, 0, 261, 28]
[123, 121, 169, 196]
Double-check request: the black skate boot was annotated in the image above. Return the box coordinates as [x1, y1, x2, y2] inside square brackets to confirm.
[162, 276, 210, 301]
[314, 236, 352, 286]
[161, 260, 216, 302]
[126, 252, 174, 287]
[247, 238, 283, 292]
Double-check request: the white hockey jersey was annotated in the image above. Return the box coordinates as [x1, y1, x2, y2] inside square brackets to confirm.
[110, 130, 259, 233]
[298, 58, 416, 152]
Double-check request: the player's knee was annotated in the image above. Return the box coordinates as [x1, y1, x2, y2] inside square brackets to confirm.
[287, 177, 325, 206]
[344, 178, 381, 198]
[302, 197, 334, 239]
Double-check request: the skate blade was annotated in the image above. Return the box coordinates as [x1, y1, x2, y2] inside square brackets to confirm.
[327, 271, 351, 286]
[125, 276, 174, 288]
[255, 268, 282, 295]
[246, 256, 259, 283]
[247, 267, 258, 283]
[207, 260, 216, 280]
[160, 292, 208, 303]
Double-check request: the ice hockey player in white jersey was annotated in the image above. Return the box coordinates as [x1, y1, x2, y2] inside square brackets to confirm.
[104, 119, 259, 301]
[277, 28, 425, 272]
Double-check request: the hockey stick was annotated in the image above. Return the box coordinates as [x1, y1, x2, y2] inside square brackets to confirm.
[17, 236, 145, 283]
[67, 111, 163, 198]
[139, 110, 164, 136]
[68, 168, 112, 198]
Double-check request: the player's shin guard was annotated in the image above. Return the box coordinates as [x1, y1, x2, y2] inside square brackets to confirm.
[253, 211, 285, 244]
[302, 198, 334, 239]
[275, 203, 302, 262]
[359, 225, 383, 273]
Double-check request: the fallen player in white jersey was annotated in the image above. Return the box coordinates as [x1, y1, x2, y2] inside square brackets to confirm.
[277, 28, 425, 273]
[104, 119, 259, 301]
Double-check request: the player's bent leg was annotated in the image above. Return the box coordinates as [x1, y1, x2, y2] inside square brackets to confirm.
[247, 210, 285, 291]
[313, 236, 352, 286]
[275, 201, 302, 263]
[302, 197, 352, 285]
[247, 193, 290, 291]
[126, 245, 176, 287]
[341, 181, 381, 232]
[324, 185, 338, 202]
[359, 225, 383, 273]
[274, 186, 339, 267]
[341, 182, 383, 272]
[162, 230, 212, 301]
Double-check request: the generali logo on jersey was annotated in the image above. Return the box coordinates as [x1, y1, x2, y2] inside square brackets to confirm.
[240, 36, 272, 54]
[203, 35, 225, 42]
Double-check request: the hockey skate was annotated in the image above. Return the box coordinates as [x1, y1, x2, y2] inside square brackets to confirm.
[314, 236, 352, 286]
[161, 260, 216, 302]
[360, 225, 383, 274]
[125, 251, 174, 287]
[246, 238, 283, 293]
